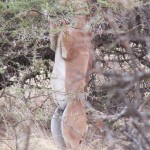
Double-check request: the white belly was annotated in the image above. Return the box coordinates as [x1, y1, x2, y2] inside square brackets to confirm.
[51, 47, 67, 110]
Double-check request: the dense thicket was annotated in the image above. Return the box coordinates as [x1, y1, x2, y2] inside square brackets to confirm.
[0, 1, 150, 150]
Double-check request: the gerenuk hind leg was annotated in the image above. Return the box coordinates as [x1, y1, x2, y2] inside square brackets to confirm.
[51, 107, 66, 150]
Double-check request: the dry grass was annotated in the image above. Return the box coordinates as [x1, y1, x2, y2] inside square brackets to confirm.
[0, 130, 58, 150]
[0, 77, 107, 150]
[0, 77, 58, 150]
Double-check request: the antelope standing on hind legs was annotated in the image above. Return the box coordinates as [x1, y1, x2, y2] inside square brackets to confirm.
[50, 1, 95, 149]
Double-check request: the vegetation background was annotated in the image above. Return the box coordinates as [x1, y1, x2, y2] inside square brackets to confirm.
[0, 0, 150, 150]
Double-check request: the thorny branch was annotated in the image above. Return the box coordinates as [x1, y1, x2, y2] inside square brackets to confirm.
[0, 1, 150, 150]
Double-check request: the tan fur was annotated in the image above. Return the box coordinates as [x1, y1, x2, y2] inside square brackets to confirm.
[61, 27, 93, 149]
[51, 19, 93, 149]
[51, 1, 95, 149]
[51, 16, 93, 150]
[62, 99, 87, 149]
[50, 0, 96, 51]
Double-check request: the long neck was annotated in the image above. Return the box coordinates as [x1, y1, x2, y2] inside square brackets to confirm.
[75, 15, 89, 30]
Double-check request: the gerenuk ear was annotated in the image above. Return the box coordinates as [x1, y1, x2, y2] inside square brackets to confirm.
[50, 20, 59, 51]
[50, 18, 69, 52]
